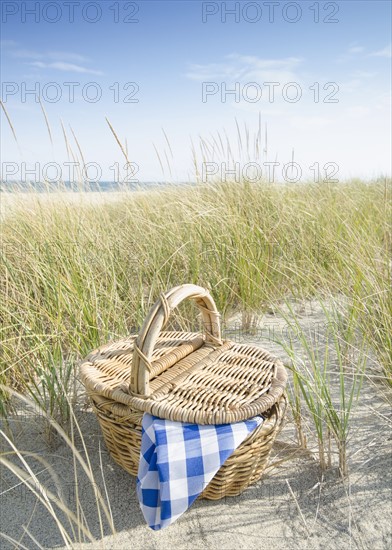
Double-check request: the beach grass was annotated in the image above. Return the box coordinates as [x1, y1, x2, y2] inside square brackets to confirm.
[0, 178, 391, 455]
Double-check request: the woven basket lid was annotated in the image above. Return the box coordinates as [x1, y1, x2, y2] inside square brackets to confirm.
[80, 284, 287, 425]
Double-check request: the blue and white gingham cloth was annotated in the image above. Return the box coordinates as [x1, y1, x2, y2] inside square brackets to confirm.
[136, 413, 264, 530]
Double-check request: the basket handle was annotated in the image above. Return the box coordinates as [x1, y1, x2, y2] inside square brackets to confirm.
[130, 284, 222, 396]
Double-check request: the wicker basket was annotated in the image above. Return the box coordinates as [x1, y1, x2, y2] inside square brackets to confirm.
[80, 284, 287, 500]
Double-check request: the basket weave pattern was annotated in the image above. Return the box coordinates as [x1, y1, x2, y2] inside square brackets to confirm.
[80, 285, 287, 500]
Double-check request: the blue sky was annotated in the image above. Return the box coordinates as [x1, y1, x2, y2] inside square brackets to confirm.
[1, 0, 391, 183]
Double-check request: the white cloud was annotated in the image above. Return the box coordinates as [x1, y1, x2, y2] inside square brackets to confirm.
[29, 61, 103, 75]
[14, 50, 90, 63]
[186, 54, 302, 84]
[2, 40, 90, 63]
[186, 62, 242, 80]
[348, 46, 364, 54]
[47, 51, 90, 63]
[336, 43, 365, 62]
[2, 41, 100, 72]
[368, 44, 392, 58]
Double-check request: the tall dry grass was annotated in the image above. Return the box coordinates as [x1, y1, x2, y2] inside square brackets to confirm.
[1, 180, 390, 403]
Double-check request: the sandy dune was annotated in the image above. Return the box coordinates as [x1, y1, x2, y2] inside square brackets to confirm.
[1, 301, 391, 549]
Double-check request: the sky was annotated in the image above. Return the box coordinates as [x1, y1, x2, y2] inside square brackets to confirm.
[1, 0, 391, 183]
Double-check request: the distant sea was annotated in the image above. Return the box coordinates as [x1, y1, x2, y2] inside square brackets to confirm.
[0, 181, 184, 192]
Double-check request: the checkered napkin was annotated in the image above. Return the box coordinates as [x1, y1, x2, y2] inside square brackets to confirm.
[136, 412, 264, 530]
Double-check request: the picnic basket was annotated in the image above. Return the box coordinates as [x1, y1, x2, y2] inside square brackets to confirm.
[80, 284, 287, 500]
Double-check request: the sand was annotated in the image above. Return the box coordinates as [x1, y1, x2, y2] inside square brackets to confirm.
[1, 300, 391, 549]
